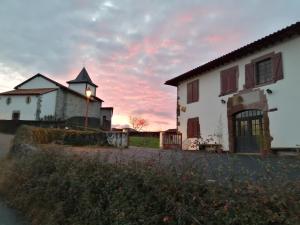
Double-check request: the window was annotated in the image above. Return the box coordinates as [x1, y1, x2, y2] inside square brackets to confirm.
[187, 79, 199, 103]
[12, 111, 20, 120]
[6, 97, 11, 105]
[244, 52, 283, 89]
[187, 117, 200, 138]
[26, 96, 31, 104]
[220, 66, 238, 95]
[256, 58, 272, 85]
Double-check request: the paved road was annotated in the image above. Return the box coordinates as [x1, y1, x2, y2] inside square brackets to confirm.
[64, 146, 300, 183]
[0, 133, 28, 225]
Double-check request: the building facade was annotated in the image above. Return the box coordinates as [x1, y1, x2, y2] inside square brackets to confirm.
[165, 22, 300, 154]
[0, 68, 113, 130]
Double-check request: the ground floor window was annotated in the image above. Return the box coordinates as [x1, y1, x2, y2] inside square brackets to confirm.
[12, 111, 20, 120]
[187, 117, 200, 138]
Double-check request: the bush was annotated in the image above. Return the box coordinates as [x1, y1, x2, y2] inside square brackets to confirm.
[0, 150, 299, 225]
[12, 126, 109, 147]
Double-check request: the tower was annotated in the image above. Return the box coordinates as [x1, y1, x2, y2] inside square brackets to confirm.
[67, 67, 98, 96]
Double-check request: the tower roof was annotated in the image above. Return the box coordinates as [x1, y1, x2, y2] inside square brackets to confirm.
[67, 67, 98, 87]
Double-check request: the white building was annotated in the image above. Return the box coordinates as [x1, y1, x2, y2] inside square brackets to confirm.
[0, 67, 113, 130]
[165, 22, 300, 154]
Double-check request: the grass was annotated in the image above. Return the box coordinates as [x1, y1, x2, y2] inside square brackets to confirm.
[129, 136, 159, 148]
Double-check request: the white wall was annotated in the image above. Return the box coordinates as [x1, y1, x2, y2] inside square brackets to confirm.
[177, 36, 300, 150]
[40, 91, 57, 119]
[64, 91, 101, 119]
[0, 95, 38, 120]
[68, 83, 97, 96]
[100, 109, 113, 120]
[18, 76, 58, 89]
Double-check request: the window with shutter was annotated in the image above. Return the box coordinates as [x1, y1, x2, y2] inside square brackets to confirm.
[187, 79, 199, 103]
[187, 117, 200, 138]
[220, 66, 238, 96]
[244, 52, 284, 89]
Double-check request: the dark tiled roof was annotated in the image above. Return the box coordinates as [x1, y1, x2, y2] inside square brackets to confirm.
[67, 67, 98, 87]
[0, 88, 57, 95]
[165, 22, 300, 86]
[14, 73, 103, 102]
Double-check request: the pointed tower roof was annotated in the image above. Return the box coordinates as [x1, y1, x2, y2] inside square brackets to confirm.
[67, 67, 98, 87]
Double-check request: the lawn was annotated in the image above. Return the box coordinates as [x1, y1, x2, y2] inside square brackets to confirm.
[129, 136, 159, 148]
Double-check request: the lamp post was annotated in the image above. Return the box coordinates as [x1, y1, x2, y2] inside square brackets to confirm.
[84, 87, 92, 129]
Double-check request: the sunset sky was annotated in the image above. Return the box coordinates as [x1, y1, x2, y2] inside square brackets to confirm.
[0, 0, 299, 130]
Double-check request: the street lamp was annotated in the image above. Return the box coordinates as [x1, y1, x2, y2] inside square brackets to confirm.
[84, 87, 92, 129]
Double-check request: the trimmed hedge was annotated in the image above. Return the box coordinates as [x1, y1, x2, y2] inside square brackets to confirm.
[12, 125, 109, 147]
[0, 150, 299, 225]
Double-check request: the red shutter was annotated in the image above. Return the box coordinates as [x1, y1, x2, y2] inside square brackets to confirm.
[245, 63, 255, 89]
[193, 80, 199, 102]
[272, 52, 283, 81]
[220, 66, 237, 95]
[230, 67, 237, 91]
[187, 83, 192, 103]
[187, 118, 200, 138]
[187, 119, 191, 138]
[195, 117, 200, 138]
[220, 71, 227, 95]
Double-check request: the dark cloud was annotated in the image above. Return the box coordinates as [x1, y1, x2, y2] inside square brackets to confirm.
[0, 0, 299, 130]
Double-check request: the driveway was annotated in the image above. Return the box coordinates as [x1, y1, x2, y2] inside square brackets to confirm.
[63, 146, 300, 183]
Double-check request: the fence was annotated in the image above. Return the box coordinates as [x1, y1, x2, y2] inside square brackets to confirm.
[160, 131, 182, 150]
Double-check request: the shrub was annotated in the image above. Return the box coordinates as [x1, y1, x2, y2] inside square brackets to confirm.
[0, 150, 299, 225]
[12, 126, 109, 148]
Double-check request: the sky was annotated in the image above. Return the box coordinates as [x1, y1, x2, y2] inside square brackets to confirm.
[0, 0, 299, 131]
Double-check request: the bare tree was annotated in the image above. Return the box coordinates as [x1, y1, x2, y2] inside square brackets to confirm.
[129, 116, 149, 131]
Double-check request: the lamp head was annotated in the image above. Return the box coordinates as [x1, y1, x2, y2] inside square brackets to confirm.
[86, 87, 92, 98]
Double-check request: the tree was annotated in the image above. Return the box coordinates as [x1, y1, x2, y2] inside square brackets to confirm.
[129, 116, 149, 131]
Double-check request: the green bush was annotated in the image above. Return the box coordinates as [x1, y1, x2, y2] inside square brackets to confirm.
[0, 150, 299, 225]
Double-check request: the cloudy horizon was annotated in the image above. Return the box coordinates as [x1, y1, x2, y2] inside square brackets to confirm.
[0, 0, 299, 130]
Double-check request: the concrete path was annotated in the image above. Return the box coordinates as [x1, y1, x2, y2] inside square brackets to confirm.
[63, 146, 300, 183]
[0, 133, 28, 225]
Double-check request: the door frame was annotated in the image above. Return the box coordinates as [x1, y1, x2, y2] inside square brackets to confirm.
[234, 109, 264, 153]
[227, 90, 272, 155]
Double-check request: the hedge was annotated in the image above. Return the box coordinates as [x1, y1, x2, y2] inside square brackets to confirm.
[0, 149, 299, 225]
[12, 125, 109, 147]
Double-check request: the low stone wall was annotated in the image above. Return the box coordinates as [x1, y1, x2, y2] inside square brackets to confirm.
[106, 132, 129, 148]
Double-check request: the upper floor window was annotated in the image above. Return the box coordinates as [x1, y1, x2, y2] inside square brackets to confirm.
[245, 52, 283, 89]
[220, 66, 238, 96]
[26, 96, 31, 104]
[6, 97, 11, 105]
[187, 79, 199, 104]
[256, 58, 272, 85]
